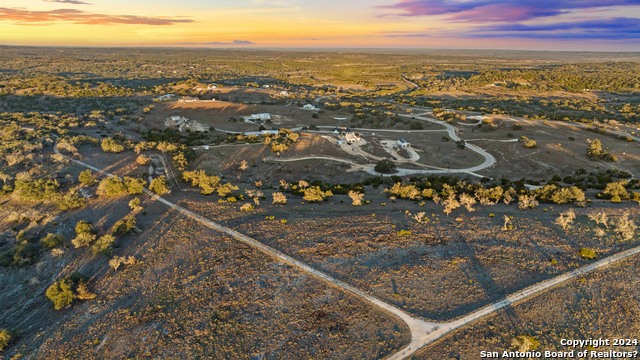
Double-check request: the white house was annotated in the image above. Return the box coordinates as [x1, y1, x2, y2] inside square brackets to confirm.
[397, 138, 411, 148]
[166, 115, 187, 127]
[345, 132, 361, 144]
[155, 94, 176, 102]
[302, 104, 318, 111]
[244, 130, 279, 136]
[243, 113, 272, 122]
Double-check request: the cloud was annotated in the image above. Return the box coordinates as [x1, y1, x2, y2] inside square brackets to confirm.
[381, 0, 640, 22]
[44, 0, 92, 5]
[475, 17, 640, 39]
[176, 40, 255, 46]
[0, 7, 193, 25]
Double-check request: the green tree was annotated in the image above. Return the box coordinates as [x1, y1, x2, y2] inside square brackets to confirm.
[112, 215, 137, 236]
[149, 176, 171, 195]
[92, 234, 116, 255]
[374, 159, 397, 174]
[46, 279, 75, 310]
[0, 329, 11, 351]
[579, 248, 597, 260]
[41, 233, 64, 249]
[78, 169, 97, 186]
[302, 186, 333, 202]
[101, 138, 124, 153]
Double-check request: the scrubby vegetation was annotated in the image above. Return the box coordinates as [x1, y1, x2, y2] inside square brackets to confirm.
[148, 176, 171, 195]
[182, 170, 238, 197]
[97, 176, 146, 197]
[45, 275, 96, 310]
[0, 329, 12, 352]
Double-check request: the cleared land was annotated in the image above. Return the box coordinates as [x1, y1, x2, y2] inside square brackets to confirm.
[413, 256, 640, 359]
[2, 199, 409, 359]
[176, 193, 640, 322]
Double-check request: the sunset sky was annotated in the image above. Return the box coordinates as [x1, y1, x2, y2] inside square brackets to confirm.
[1, 0, 640, 50]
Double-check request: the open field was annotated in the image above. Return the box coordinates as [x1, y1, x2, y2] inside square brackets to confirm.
[413, 256, 640, 359]
[144, 101, 354, 133]
[468, 116, 640, 180]
[1, 47, 640, 359]
[176, 192, 640, 322]
[1, 196, 410, 359]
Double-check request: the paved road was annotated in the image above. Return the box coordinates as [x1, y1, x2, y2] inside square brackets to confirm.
[316, 126, 448, 134]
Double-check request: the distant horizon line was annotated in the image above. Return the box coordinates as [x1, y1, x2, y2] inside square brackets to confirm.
[2, 44, 640, 54]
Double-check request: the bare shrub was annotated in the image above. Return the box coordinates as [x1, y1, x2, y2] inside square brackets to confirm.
[502, 215, 514, 231]
[109, 256, 137, 271]
[413, 212, 428, 224]
[246, 189, 263, 206]
[348, 191, 364, 206]
[588, 212, 609, 229]
[615, 213, 637, 241]
[239, 160, 249, 171]
[518, 194, 539, 210]
[442, 194, 460, 215]
[272, 192, 287, 205]
[459, 193, 477, 212]
[240, 203, 255, 212]
[555, 209, 576, 231]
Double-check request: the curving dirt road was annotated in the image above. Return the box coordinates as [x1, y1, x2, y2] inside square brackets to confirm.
[55, 142, 640, 360]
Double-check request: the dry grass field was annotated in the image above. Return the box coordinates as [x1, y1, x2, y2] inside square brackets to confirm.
[2, 198, 410, 359]
[413, 256, 640, 360]
[179, 193, 640, 322]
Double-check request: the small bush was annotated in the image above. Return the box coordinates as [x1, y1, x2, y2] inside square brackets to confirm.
[0, 329, 11, 351]
[272, 192, 287, 205]
[519, 136, 537, 149]
[579, 248, 597, 260]
[512, 335, 539, 352]
[92, 234, 116, 255]
[101, 138, 124, 153]
[97, 176, 146, 197]
[75, 220, 94, 235]
[302, 186, 333, 202]
[112, 215, 137, 236]
[72, 232, 96, 248]
[41, 233, 64, 249]
[149, 176, 171, 195]
[397, 229, 412, 237]
[128, 197, 142, 211]
[78, 169, 97, 186]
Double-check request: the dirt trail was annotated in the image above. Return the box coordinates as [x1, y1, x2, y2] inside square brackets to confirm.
[55, 142, 640, 360]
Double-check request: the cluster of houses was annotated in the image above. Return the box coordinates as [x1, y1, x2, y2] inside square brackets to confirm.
[243, 113, 272, 123]
[165, 115, 208, 132]
[332, 127, 362, 145]
[243, 129, 280, 137]
[154, 94, 204, 103]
